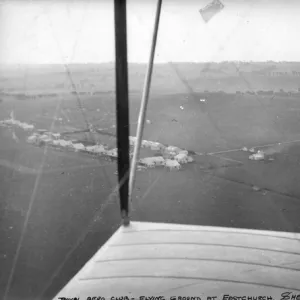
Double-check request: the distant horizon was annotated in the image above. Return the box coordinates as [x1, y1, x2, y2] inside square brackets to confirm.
[1, 60, 300, 66]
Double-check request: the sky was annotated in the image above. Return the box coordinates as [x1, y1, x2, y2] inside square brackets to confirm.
[0, 0, 300, 64]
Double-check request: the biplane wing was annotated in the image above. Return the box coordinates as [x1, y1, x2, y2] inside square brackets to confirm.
[54, 222, 300, 298]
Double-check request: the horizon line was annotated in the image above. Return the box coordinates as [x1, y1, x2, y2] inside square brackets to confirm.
[1, 61, 300, 66]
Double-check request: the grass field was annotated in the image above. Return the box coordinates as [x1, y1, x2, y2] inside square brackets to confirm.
[1, 64, 300, 299]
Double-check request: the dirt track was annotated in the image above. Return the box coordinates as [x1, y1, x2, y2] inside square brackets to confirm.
[1, 92, 300, 299]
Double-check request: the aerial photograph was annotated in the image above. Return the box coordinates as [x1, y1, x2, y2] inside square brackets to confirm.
[0, 0, 300, 299]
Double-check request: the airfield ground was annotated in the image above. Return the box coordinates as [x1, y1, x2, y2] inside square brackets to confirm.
[1, 91, 300, 299]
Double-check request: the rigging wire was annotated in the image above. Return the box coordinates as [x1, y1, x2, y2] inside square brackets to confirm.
[128, 0, 162, 204]
[43, 4, 94, 138]
[43, 1, 114, 194]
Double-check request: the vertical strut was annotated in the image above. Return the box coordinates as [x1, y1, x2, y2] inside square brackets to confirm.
[114, 0, 130, 226]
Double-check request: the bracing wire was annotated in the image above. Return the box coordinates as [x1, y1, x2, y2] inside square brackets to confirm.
[128, 0, 162, 204]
